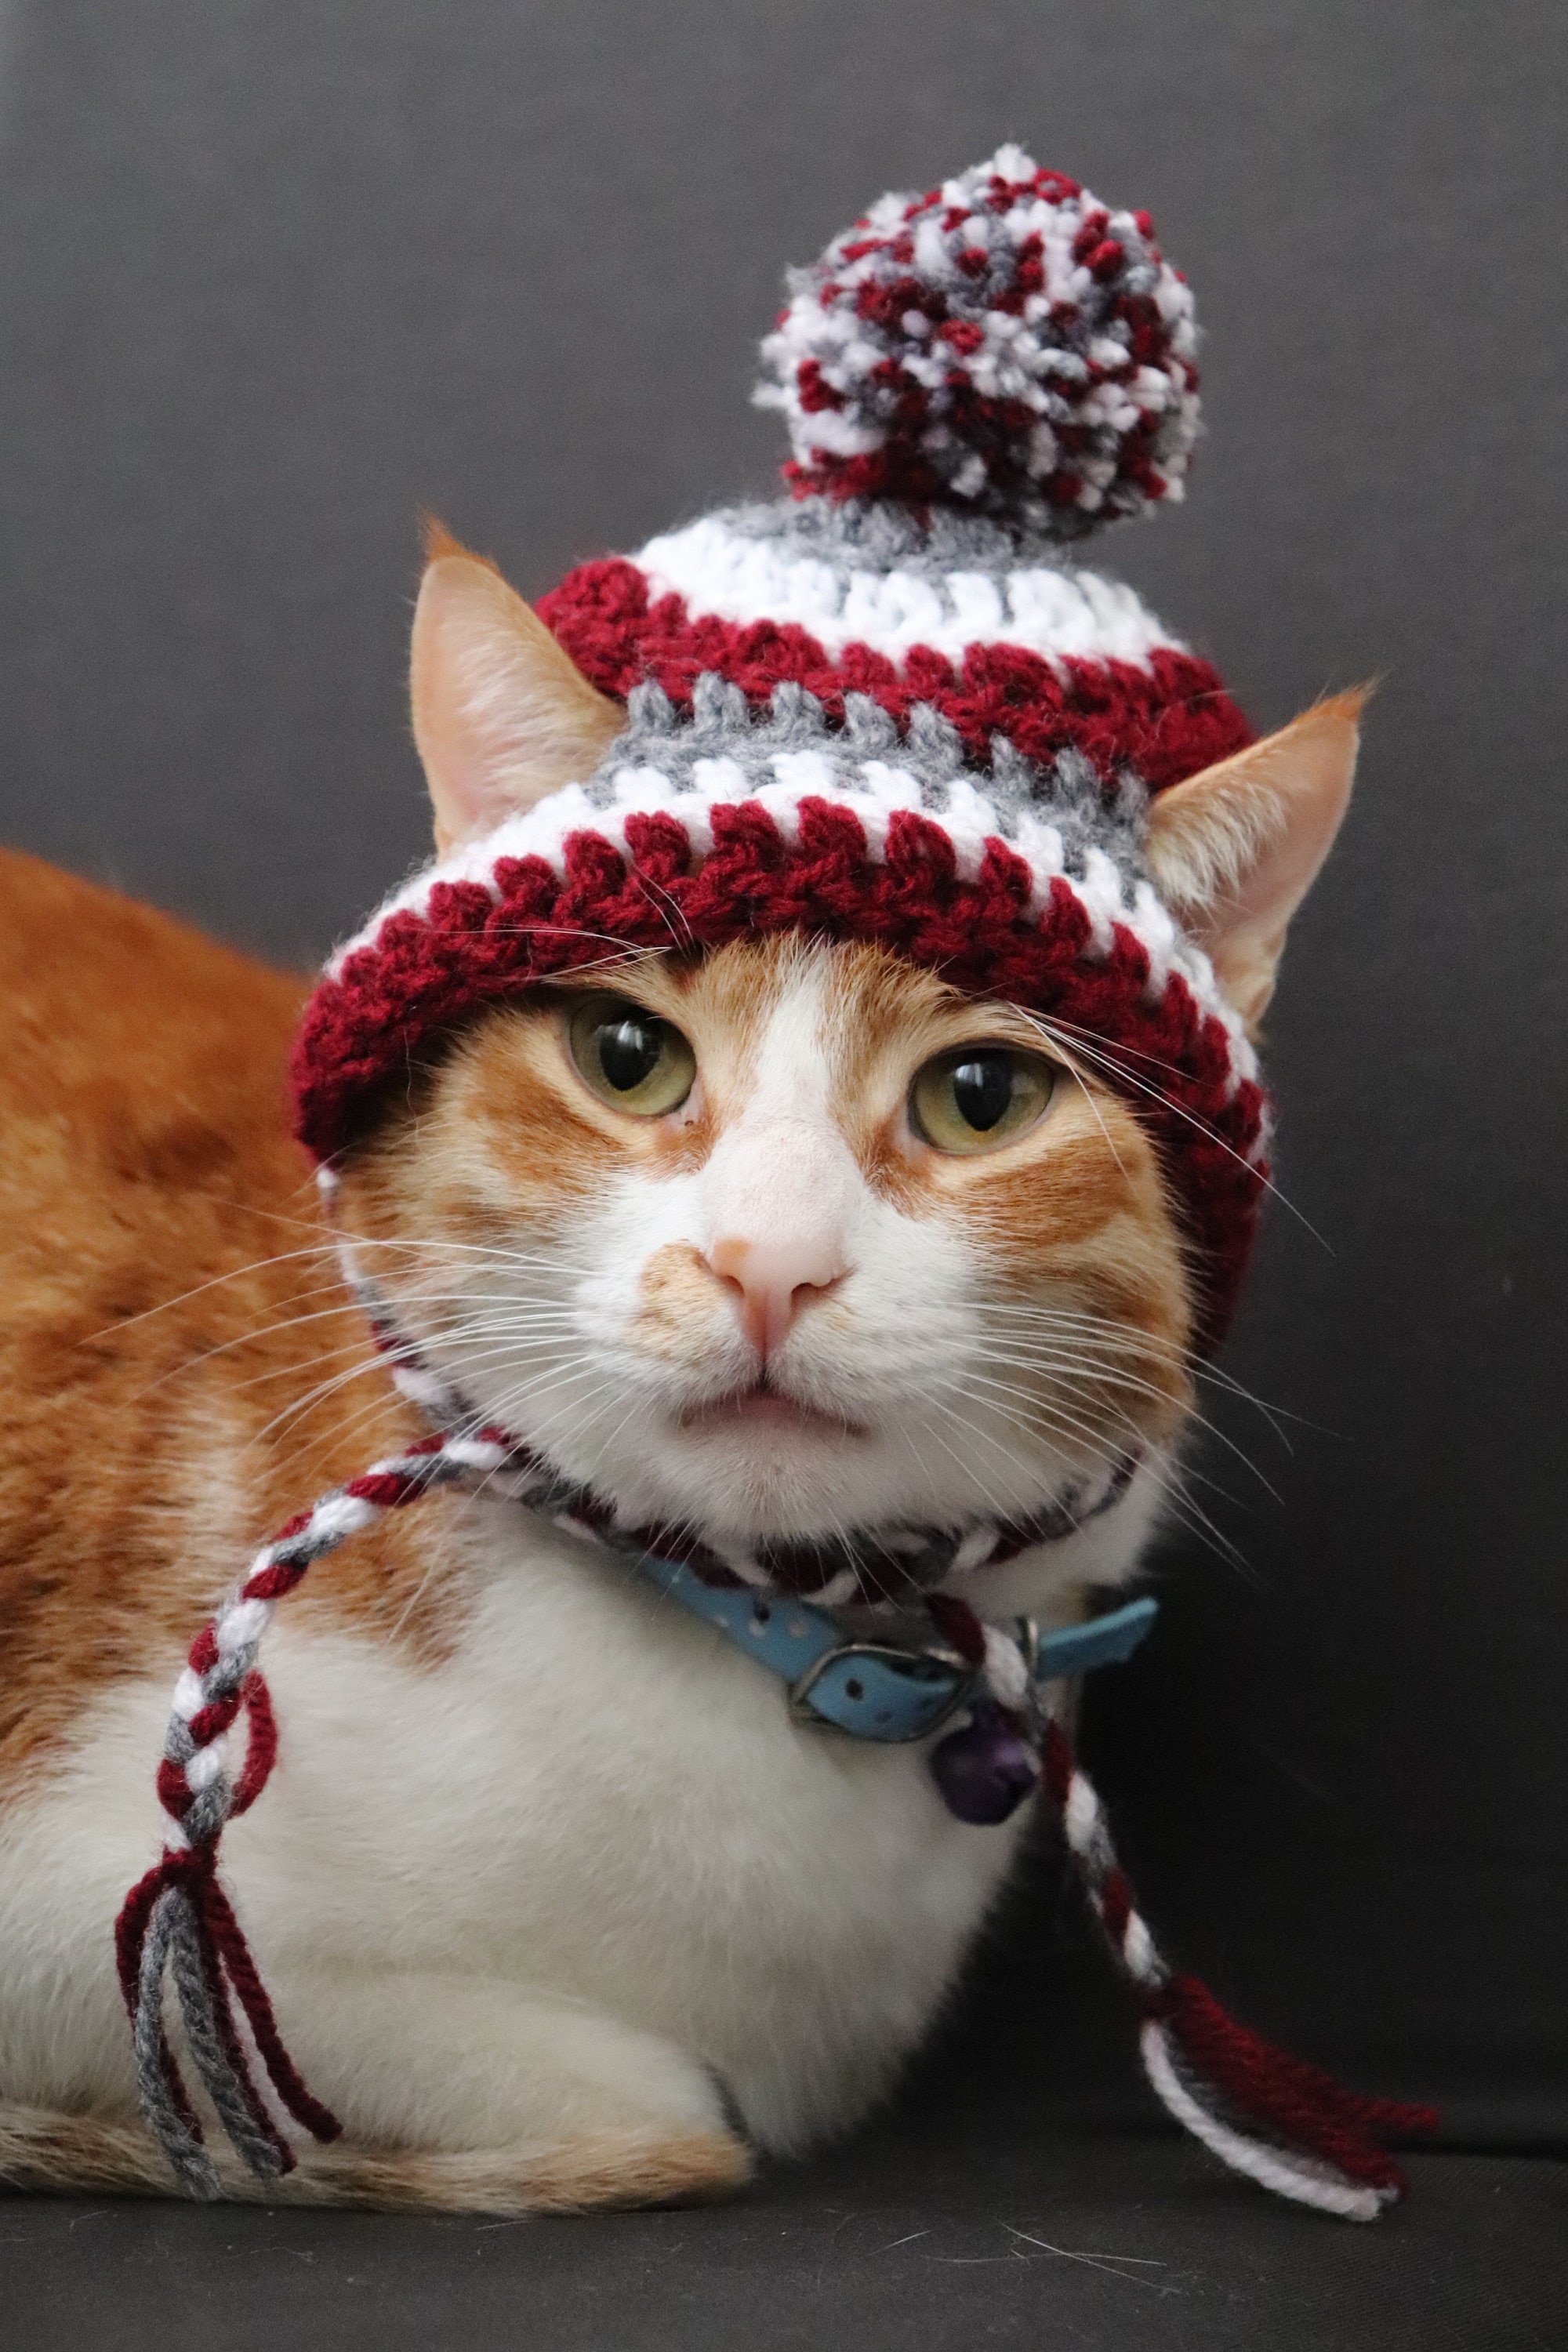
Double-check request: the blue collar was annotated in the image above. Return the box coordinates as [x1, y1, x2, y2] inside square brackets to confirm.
[634, 1549, 1158, 1741]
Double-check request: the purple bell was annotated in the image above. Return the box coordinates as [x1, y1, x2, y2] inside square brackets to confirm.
[929, 1707, 1040, 1825]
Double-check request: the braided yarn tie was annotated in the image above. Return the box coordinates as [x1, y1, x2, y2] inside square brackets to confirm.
[114, 1422, 516, 2199]
[115, 1259, 1436, 2214]
[1038, 1721, 1439, 2220]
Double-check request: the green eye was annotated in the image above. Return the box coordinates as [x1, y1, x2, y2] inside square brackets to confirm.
[910, 1046, 1056, 1154]
[568, 997, 697, 1116]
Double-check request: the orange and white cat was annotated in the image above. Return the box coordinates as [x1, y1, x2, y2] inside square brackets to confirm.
[0, 540, 1359, 2212]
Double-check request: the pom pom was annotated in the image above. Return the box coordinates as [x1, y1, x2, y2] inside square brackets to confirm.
[756, 145, 1200, 537]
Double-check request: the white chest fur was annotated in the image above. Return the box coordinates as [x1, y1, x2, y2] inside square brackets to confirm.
[0, 1484, 1157, 2162]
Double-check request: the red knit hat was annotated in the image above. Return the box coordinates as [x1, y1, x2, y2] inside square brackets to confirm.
[293, 147, 1268, 1341]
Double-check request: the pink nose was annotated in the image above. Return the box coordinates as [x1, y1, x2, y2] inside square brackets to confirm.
[706, 1235, 848, 1361]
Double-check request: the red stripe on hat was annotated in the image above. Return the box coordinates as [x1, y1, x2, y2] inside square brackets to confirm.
[536, 558, 1252, 793]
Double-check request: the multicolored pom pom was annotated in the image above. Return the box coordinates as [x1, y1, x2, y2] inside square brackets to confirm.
[756, 144, 1200, 535]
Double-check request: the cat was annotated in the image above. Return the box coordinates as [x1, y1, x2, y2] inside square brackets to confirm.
[0, 534, 1359, 2212]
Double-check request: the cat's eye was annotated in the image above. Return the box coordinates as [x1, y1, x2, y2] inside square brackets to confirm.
[567, 996, 697, 1117]
[909, 1045, 1056, 1154]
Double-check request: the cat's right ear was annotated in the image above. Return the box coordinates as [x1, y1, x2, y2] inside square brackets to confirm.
[410, 521, 624, 855]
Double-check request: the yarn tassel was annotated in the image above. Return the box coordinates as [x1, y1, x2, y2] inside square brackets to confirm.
[1040, 1721, 1438, 2220]
[115, 1427, 504, 2190]
[118, 1857, 285, 2197]
[117, 1840, 332, 2198]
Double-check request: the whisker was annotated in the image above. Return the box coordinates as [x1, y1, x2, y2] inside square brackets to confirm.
[1022, 1011, 1326, 1249]
[960, 1352, 1278, 1500]
[928, 1379, 1255, 1573]
[1055, 1058, 1130, 1179]
[969, 1301, 1301, 1443]
[82, 1246, 340, 1341]
[945, 1368, 1265, 1533]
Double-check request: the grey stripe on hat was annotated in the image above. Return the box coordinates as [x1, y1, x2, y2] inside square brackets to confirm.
[713, 494, 1078, 582]
[589, 675, 1149, 886]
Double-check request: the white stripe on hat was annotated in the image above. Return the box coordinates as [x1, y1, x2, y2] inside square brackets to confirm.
[635, 511, 1187, 673]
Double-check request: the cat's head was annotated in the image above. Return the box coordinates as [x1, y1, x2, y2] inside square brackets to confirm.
[298, 154, 1360, 1579]
[307, 533, 1359, 1568]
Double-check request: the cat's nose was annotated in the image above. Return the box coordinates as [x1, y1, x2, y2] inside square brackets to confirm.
[704, 1234, 848, 1361]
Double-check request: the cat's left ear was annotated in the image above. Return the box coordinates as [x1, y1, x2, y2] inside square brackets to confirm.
[1143, 688, 1367, 1035]
[410, 521, 624, 855]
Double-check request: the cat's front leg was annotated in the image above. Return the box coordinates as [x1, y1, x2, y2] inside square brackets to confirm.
[249, 1967, 751, 2213]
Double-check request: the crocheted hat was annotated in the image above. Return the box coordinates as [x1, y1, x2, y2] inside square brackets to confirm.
[293, 147, 1268, 1341]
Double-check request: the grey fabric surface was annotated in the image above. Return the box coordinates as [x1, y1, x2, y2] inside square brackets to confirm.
[4, 2147, 1563, 2352]
[0, 2, 1563, 2340]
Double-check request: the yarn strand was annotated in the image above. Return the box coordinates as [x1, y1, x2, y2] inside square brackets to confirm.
[1038, 1719, 1438, 2219]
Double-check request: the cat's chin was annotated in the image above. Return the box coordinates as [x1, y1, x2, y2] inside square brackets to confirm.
[512, 1375, 1084, 1546]
[659, 1388, 876, 1534]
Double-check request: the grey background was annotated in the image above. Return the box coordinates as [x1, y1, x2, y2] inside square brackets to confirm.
[1, 2, 1565, 2342]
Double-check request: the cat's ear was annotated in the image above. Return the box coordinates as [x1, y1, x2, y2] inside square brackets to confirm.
[1143, 689, 1367, 1034]
[410, 520, 624, 855]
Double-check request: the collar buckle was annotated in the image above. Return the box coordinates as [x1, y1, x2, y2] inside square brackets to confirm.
[788, 1638, 976, 1743]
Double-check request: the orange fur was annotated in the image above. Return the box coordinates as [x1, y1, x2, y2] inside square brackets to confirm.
[419, 513, 495, 570]
[0, 852, 467, 1788]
